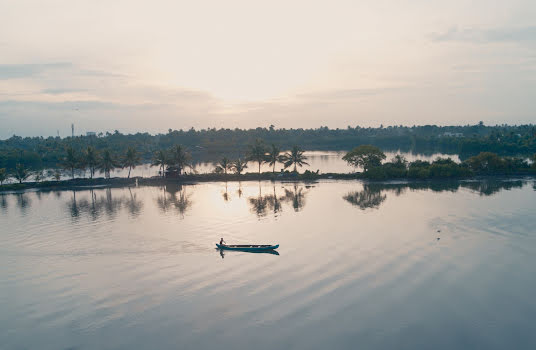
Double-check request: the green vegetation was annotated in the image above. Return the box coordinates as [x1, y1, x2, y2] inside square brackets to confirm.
[0, 168, 7, 185]
[281, 145, 309, 172]
[1, 124, 536, 172]
[267, 144, 283, 173]
[14, 163, 30, 184]
[1, 131, 536, 190]
[99, 150, 120, 179]
[231, 158, 248, 175]
[123, 147, 141, 178]
[215, 157, 232, 175]
[342, 147, 531, 180]
[247, 139, 268, 174]
[343, 145, 386, 172]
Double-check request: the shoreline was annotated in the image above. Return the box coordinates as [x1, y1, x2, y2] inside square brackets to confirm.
[1, 172, 535, 192]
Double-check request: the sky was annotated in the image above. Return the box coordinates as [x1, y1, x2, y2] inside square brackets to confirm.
[0, 0, 535, 138]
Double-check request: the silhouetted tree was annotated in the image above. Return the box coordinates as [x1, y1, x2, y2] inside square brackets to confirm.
[267, 144, 284, 173]
[247, 139, 267, 174]
[152, 150, 168, 177]
[169, 145, 191, 175]
[0, 168, 7, 185]
[282, 145, 309, 172]
[217, 156, 232, 175]
[14, 163, 30, 184]
[123, 147, 141, 178]
[84, 146, 99, 179]
[231, 158, 248, 175]
[63, 146, 79, 179]
[98, 150, 120, 179]
[343, 145, 386, 172]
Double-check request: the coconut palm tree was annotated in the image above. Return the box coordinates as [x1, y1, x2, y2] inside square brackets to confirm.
[14, 163, 30, 184]
[0, 168, 7, 185]
[98, 150, 119, 179]
[170, 145, 191, 175]
[84, 146, 99, 179]
[218, 156, 232, 175]
[152, 150, 168, 177]
[63, 146, 79, 179]
[123, 147, 141, 178]
[267, 144, 283, 173]
[282, 145, 309, 172]
[231, 158, 248, 175]
[247, 139, 267, 174]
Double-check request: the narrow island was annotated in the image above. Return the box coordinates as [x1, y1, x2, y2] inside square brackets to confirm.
[1, 125, 535, 192]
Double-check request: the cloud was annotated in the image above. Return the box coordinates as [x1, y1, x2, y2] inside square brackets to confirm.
[431, 26, 536, 44]
[42, 88, 88, 95]
[0, 63, 72, 80]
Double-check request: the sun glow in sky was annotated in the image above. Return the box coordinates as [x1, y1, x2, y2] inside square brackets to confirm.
[0, 0, 535, 137]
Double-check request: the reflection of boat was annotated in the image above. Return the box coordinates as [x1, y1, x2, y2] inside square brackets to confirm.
[216, 248, 280, 257]
[216, 244, 279, 252]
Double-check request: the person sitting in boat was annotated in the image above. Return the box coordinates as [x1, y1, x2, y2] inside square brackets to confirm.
[219, 238, 226, 246]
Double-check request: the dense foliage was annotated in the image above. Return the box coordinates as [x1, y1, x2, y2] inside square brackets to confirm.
[2, 123, 536, 171]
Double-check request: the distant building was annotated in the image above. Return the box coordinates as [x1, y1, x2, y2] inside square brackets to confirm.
[441, 132, 463, 138]
[86, 131, 96, 136]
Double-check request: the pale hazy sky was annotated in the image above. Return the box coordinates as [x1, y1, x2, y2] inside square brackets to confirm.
[0, 0, 535, 137]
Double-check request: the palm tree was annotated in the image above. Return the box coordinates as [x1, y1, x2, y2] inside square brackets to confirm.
[267, 144, 283, 173]
[63, 146, 79, 179]
[170, 145, 191, 175]
[231, 158, 248, 175]
[14, 163, 30, 184]
[0, 168, 7, 185]
[218, 157, 232, 175]
[282, 145, 309, 172]
[98, 150, 119, 179]
[84, 146, 99, 179]
[152, 150, 168, 177]
[123, 147, 141, 178]
[247, 139, 267, 174]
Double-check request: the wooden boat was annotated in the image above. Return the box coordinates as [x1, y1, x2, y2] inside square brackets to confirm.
[216, 244, 279, 251]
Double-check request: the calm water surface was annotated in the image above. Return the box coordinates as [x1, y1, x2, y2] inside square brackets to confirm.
[1, 179, 535, 349]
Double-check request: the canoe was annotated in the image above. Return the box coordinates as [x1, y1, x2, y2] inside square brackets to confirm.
[216, 244, 279, 251]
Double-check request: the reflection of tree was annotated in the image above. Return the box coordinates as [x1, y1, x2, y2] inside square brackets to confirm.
[237, 182, 243, 198]
[281, 184, 307, 212]
[16, 193, 31, 213]
[68, 191, 81, 219]
[155, 184, 192, 217]
[248, 183, 307, 217]
[0, 194, 7, 211]
[104, 188, 123, 218]
[222, 182, 229, 202]
[127, 187, 143, 217]
[66, 188, 136, 221]
[344, 186, 387, 210]
[462, 180, 524, 196]
[249, 184, 269, 217]
[344, 180, 530, 210]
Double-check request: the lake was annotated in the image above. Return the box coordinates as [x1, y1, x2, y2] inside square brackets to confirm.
[1, 178, 535, 349]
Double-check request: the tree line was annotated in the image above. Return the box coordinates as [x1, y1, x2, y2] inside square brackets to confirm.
[342, 145, 536, 180]
[2, 123, 536, 171]
[0, 139, 310, 184]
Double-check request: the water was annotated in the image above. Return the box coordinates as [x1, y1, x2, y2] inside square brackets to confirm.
[1, 178, 535, 349]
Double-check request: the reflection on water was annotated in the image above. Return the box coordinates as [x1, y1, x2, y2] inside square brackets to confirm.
[344, 186, 387, 210]
[155, 183, 192, 217]
[1, 179, 536, 350]
[248, 183, 309, 217]
[344, 179, 531, 210]
[217, 248, 280, 259]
